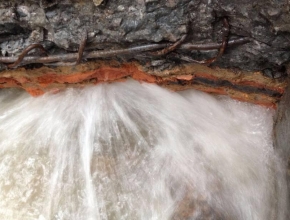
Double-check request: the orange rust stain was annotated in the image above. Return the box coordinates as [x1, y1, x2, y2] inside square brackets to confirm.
[257, 102, 276, 109]
[132, 71, 157, 83]
[0, 78, 20, 87]
[196, 87, 227, 95]
[176, 75, 194, 81]
[0, 61, 284, 109]
[32, 64, 156, 89]
[37, 74, 58, 85]
[15, 76, 30, 84]
[0, 78, 12, 84]
[122, 63, 157, 83]
[25, 88, 45, 96]
[92, 68, 130, 81]
[56, 71, 95, 83]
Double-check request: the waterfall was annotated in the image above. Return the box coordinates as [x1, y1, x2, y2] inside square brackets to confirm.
[0, 80, 287, 220]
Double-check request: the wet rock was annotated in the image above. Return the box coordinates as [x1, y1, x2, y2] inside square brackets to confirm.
[274, 75, 290, 220]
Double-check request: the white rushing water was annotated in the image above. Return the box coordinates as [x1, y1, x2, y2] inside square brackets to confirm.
[0, 80, 287, 220]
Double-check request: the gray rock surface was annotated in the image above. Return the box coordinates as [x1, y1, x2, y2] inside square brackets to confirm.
[274, 76, 290, 220]
[0, 0, 289, 76]
[275, 78, 290, 159]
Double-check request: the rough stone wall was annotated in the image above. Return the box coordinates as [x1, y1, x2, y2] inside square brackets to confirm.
[0, 0, 290, 76]
[274, 76, 290, 220]
[275, 78, 290, 159]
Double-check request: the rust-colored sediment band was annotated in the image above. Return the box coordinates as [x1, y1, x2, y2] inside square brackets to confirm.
[0, 61, 286, 108]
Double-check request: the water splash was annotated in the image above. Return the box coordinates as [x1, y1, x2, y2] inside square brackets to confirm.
[0, 80, 287, 220]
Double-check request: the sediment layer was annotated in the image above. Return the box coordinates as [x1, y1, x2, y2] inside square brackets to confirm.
[0, 60, 286, 108]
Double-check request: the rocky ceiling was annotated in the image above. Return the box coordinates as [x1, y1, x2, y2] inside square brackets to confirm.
[0, 0, 289, 106]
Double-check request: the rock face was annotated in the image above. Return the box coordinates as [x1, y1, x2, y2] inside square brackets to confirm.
[275, 79, 290, 159]
[0, 0, 289, 106]
[274, 79, 290, 220]
[0, 0, 289, 74]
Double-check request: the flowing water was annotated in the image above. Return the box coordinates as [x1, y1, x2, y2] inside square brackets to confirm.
[0, 80, 287, 220]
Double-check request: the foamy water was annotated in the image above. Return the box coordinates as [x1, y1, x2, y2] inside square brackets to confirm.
[0, 80, 287, 220]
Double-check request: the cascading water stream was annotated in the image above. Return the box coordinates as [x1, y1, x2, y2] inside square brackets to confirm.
[0, 80, 287, 220]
